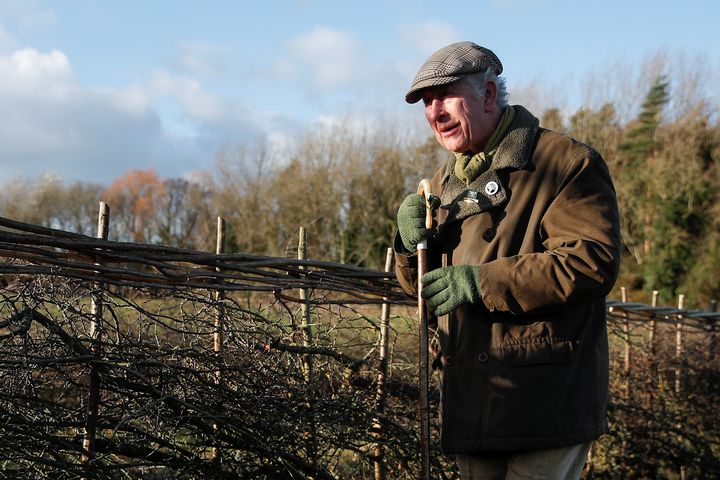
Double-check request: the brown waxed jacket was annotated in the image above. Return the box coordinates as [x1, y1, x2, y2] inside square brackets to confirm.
[395, 105, 621, 454]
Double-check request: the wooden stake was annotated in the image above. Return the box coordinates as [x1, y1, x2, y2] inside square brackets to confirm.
[621, 287, 631, 399]
[649, 290, 658, 356]
[298, 227, 316, 467]
[298, 227, 313, 383]
[676, 294, 687, 480]
[675, 294, 685, 395]
[214, 217, 226, 359]
[211, 217, 226, 462]
[373, 248, 393, 480]
[81, 201, 109, 477]
[647, 290, 659, 413]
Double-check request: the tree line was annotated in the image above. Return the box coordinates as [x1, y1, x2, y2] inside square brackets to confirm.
[2, 66, 719, 306]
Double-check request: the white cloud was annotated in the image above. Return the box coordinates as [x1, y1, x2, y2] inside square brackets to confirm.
[173, 42, 230, 78]
[0, 48, 73, 98]
[280, 27, 369, 90]
[399, 22, 461, 57]
[0, 48, 78, 156]
[151, 71, 226, 121]
[0, 44, 305, 185]
[0, 47, 177, 183]
[104, 85, 151, 116]
[267, 26, 410, 109]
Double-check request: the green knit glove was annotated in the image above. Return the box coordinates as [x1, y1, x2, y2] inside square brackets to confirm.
[421, 265, 483, 316]
[396, 193, 438, 251]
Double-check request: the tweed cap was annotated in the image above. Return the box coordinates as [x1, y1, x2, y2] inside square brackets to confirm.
[405, 41, 503, 104]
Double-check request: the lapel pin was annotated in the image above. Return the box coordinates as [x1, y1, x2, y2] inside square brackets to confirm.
[485, 181, 499, 196]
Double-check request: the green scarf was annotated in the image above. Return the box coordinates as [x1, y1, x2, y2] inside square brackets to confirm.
[454, 106, 516, 185]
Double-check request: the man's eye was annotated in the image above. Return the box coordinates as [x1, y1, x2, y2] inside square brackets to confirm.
[424, 92, 447, 106]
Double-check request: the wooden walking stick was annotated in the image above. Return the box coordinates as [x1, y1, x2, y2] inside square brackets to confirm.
[416, 178, 434, 480]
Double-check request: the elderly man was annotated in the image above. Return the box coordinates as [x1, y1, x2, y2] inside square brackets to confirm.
[394, 42, 621, 479]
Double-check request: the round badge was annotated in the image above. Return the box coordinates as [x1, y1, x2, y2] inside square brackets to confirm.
[485, 181, 499, 196]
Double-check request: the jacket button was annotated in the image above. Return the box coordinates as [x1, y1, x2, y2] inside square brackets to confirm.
[444, 355, 454, 367]
[482, 228, 496, 242]
[478, 352, 489, 362]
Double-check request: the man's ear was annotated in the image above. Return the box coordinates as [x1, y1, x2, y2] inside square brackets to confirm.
[484, 81, 498, 112]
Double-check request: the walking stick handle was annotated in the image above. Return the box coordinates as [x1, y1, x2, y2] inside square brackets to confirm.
[417, 179, 434, 230]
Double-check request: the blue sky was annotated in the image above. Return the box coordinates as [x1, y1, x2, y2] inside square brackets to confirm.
[0, 0, 718, 185]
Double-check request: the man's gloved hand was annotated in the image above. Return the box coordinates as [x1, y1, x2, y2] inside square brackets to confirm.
[421, 265, 483, 316]
[397, 193, 438, 251]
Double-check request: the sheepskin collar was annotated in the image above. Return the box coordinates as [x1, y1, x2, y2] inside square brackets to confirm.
[439, 105, 540, 223]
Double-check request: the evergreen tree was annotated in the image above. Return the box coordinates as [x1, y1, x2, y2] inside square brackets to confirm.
[616, 77, 670, 270]
[618, 77, 670, 164]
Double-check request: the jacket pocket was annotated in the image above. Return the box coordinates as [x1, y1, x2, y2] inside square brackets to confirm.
[499, 336, 573, 366]
[491, 318, 574, 366]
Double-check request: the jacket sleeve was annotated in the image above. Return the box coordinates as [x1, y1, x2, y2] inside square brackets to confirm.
[478, 149, 621, 315]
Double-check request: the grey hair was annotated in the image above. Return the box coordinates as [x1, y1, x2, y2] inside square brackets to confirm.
[463, 68, 509, 108]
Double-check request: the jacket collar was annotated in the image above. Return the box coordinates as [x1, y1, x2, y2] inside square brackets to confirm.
[439, 105, 540, 223]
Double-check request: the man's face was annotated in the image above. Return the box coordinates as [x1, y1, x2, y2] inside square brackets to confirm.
[421, 80, 489, 154]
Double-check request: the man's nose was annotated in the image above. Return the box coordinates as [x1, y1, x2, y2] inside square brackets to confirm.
[427, 99, 444, 121]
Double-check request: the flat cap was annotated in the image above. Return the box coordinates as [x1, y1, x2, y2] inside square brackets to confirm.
[405, 41, 503, 104]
